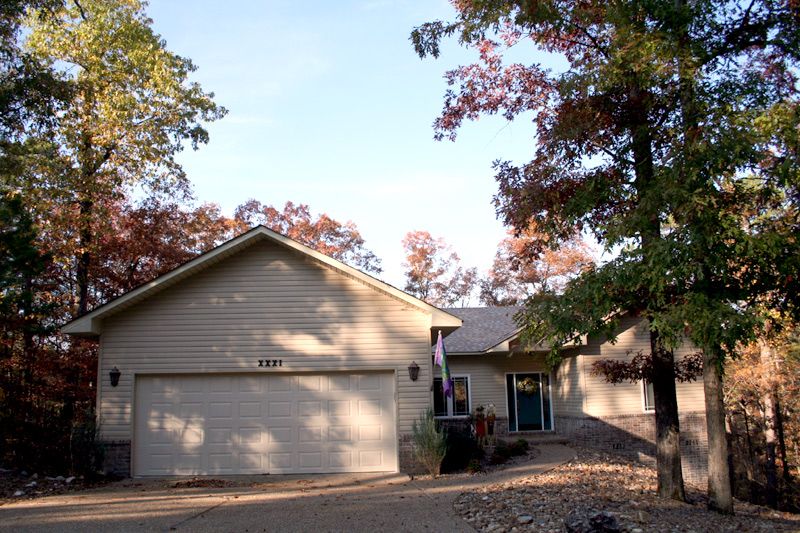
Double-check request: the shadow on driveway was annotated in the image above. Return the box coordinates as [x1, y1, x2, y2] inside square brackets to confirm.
[0, 445, 575, 532]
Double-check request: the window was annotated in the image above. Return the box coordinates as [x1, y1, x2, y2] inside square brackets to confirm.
[433, 376, 470, 417]
[643, 380, 655, 412]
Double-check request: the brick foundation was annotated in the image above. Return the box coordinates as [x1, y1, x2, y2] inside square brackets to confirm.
[101, 440, 131, 477]
[436, 417, 510, 438]
[398, 433, 422, 473]
[555, 412, 708, 485]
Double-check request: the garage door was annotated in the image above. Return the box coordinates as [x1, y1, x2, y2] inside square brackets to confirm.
[133, 373, 397, 476]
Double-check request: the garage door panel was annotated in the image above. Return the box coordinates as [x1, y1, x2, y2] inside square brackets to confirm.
[134, 373, 396, 476]
[268, 427, 293, 443]
[328, 374, 352, 391]
[268, 401, 292, 418]
[269, 376, 294, 392]
[297, 401, 322, 417]
[298, 375, 321, 391]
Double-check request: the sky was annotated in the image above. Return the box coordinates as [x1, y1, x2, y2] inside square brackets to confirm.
[146, 0, 545, 288]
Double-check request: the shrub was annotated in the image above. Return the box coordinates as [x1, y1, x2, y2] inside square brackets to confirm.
[70, 409, 104, 478]
[509, 438, 530, 456]
[466, 458, 483, 474]
[441, 427, 483, 473]
[489, 441, 513, 465]
[412, 408, 446, 477]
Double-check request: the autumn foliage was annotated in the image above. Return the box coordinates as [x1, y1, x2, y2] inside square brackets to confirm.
[725, 334, 800, 510]
[480, 223, 594, 305]
[233, 200, 382, 274]
[591, 351, 704, 385]
[401, 230, 477, 307]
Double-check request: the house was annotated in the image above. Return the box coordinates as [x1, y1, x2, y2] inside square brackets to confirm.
[439, 307, 708, 484]
[63, 226, 708, 483]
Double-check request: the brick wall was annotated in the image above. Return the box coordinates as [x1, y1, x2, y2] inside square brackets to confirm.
[101, 440, 131, 477]
[555, 412, 708, 485]
[436, 417, 509, 438]
[398, 433, 423, 474]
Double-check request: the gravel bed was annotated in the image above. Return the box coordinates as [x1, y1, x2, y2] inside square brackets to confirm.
[0, 468, 106, 505]
[454, 447, 800, 532]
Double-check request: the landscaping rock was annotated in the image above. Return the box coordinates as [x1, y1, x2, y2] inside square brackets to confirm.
[1, 468, 107, 503]
[453, 447, 800, 532]
[564, 509, 620, 533]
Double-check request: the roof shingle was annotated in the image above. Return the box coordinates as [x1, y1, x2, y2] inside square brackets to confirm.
[439, 307, 522, 354]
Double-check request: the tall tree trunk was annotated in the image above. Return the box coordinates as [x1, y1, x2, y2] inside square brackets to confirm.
[76, 198, 92, 316]
[760, 341, 780, 507]
[740, 402, 759, 500]
[704, 346, 734, 513]
[652, 335, 686, 501]
[775, 397, 792, 483]
[629, 79, 686, 501]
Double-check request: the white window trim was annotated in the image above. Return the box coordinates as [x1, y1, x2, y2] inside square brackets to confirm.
[433, 374, 472, 418]
[642, 380, 655, 413]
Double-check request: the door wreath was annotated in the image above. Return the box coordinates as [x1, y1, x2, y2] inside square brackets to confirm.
[516, 377, 539, 395]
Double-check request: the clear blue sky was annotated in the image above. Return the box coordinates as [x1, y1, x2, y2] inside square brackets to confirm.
[147, 0, 542, 287]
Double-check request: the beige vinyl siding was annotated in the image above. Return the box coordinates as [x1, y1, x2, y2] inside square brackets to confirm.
[552, 351, 585, 417]
[581, 315, 706, 417]
[97, 239, 433, 442]
[447, 353, 548, 418]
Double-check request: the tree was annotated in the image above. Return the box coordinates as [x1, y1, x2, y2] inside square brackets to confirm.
[402, 230, 477, 307]
[412, 0, 799, 512]
[480, 222, 594, 306]
[93, 197, 234, 302]
[0, 0, 69, 137]
[0, 0, 226, 473]
[233, 200, 383, 274]
[0, 189, 62, 467]
[725, 326, 800, 510]
[21, 0, 226, 315]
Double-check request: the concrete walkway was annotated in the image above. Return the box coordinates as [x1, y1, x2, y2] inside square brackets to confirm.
[0, 444, 575, 533]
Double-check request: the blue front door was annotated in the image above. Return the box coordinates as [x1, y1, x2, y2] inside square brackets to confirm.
[506, 373, 552, 432]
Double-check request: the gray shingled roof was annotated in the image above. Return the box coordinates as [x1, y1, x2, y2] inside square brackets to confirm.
[438, 307, 523, 354]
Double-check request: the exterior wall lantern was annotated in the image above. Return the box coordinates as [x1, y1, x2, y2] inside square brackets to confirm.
[408, 361, 420, 382]
[110, 366, 121, 387]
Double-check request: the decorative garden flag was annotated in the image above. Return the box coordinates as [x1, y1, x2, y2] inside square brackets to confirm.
[434, 330, 453, 397]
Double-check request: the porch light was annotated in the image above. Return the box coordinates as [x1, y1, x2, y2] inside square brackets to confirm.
[109, 367, 121, 387]
[408, 361, 420, 381]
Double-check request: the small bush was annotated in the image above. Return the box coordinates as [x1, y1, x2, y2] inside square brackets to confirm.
[441, 428, 483, 473]
[412, 408, 446, 477]
[489, 441, 513, 465]
[70, 409, 104, 478]
[466, 458, 483, 474]
[489, 452, 508, 465]
[509, 438, 530, 456]
[494, 441, 513, 459]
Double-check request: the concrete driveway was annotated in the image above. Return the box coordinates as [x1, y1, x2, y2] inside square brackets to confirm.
[0, 445, 575, 533]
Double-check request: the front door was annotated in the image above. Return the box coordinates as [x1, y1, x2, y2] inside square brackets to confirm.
[506, 373, 552, 432]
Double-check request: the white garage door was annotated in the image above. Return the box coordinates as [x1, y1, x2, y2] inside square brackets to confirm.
[133, 372, 397, 476]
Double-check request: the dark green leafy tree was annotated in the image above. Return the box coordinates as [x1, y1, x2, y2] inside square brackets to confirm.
[20, 0, 226, 315]
[0, 190, 57, 466]
[0, 1, 226, 474]
[412, 0, 799, 513]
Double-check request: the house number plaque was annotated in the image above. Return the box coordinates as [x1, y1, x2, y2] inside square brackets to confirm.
[258, 359, 283, 368]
